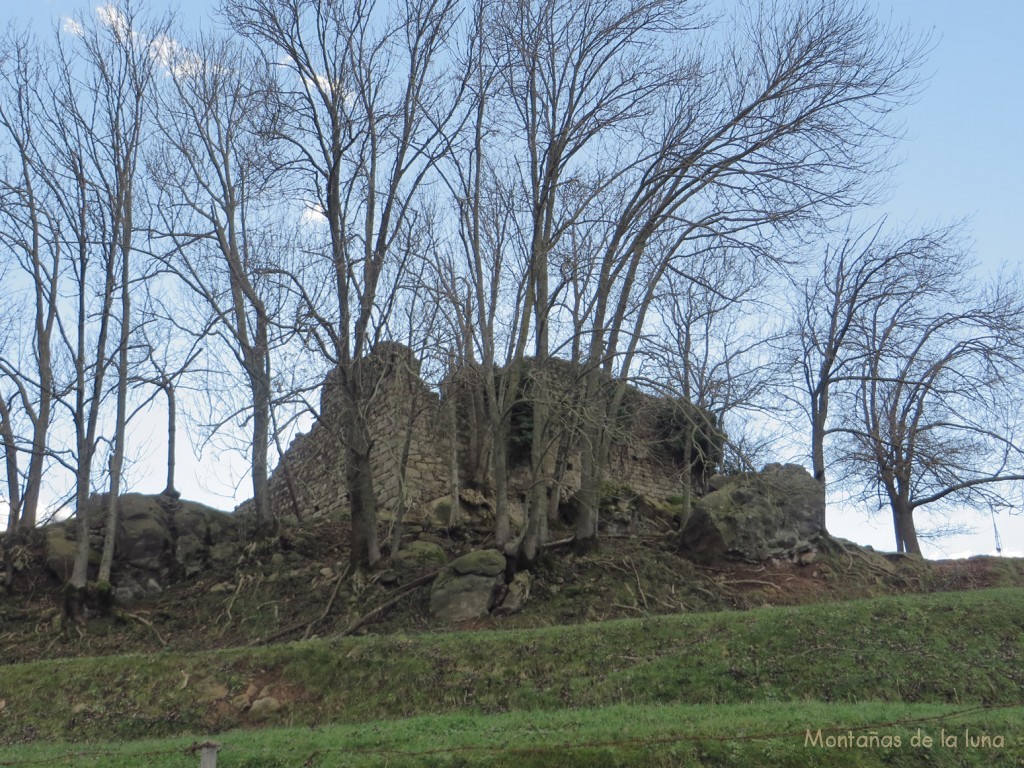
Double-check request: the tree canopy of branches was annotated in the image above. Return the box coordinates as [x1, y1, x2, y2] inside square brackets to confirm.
[222, 0, 464, 568]
[793, 222, 1024, 553]
[148, 33, 295, 536]
[9, 0, 1020, 590]
[437, 0, 928, 560]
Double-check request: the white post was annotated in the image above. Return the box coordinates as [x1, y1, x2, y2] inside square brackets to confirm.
[199, 742, 220, 768]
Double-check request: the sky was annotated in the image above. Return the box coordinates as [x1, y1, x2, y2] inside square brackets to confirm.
[11, 0, 1024, 558]
[827, 0, 1024, 557]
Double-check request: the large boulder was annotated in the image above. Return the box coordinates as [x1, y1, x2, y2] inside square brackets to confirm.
[494, 570, 531, 615]
[168, 498, 240, 576]
[396, 540, 447, 569]
[679, 463, 825, 563]
[39, 494, 237, 588]
[117, 495, 173, 573]
[44, 526, 79, 582]
[430, 549, 506, 622]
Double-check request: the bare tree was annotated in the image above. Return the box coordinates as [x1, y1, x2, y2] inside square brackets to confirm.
[0, 15, 149, 599]
[224, 0, 463, 568]
[0, 30, 62, 541]
[434, 16, 525, 547]
[647, 261, 777, 524]
[130, 297, 206, 500]
[4, 0, 167, 600]
[444, 0, 707, 561]
[838, 261, 1024, 554]
[84, 2, 167, 587]
[564, 0, 928, 549]
[434, 0, 926, 560]
[789, 221, 963, 531]
[149, 33, 290, 536]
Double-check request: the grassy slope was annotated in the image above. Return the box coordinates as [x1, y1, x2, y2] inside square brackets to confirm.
[1, 586, 1022, 766]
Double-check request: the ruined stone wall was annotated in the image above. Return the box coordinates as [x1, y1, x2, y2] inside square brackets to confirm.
[258, 351, 696, 524]
[607, 444, 686, 502]
[262, 352, 452, 523]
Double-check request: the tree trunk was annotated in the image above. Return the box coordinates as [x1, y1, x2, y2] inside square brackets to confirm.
[0, 404, 21, 533]
[573, 366, 612, 548]
[448, 380, 461, 529]
[678, 419, 694, 533]
[162, 380, 177, 497]
[488, 360, 522, 550]
[574, 426, 601, 546]
[810, 398, 827, 486]
[341, 383, 379, 569]
[1, 402, 21, 590]
[389, 386, 418, 561]
[518, 394, 549, 564]
[809, 395, 830, 533]
[99, 221, 133, 585]
[902, 514, 921, 555]
[892, 505, 904, 553]
[71, 465, 92, 590]
[250, 369, 273, 537]
[98, 484, 120, 586]
[492, 411, 511, 548]
[20, 382, 51, 531]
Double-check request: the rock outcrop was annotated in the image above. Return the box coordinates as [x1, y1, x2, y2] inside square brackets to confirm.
[678, 463, 825, 563]
[42, 493, 238, 595]
[429, 549, 507, 622]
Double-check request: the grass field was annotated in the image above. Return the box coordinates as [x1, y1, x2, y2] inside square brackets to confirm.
[1, 587, 1021, 766]
[0, 702, 1021, 767]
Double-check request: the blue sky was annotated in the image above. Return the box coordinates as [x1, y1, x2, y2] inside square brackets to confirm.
[12, 0, 1023, 556]
[874, 0, 1021, 277]
[837, 0, 1024, 556]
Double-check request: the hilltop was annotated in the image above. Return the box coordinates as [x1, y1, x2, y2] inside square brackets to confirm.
[2, 489, 1022, 664]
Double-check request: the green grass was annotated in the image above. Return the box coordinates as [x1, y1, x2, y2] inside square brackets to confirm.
[1, 588, 1022, 754]
[0, 702, 1021, 767]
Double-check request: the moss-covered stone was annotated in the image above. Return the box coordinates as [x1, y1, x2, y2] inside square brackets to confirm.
[429, 549, 507, 622]
[44, 526, 77, 582]
[449, 548, 505, 577]
[396, 540, 447, 568]
[430, 573, 502, 622]
[679, 463, 824, 563]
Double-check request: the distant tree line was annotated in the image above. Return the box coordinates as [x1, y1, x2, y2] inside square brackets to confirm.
[1, 0, 1021, 603]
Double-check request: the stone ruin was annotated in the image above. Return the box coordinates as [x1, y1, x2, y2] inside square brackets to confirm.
[29, 347, 826, 607]
[256, 345, 711, 535]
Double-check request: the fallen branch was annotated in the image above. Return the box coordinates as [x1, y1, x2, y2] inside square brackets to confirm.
[654, 595, 686, 611]
[610, 602, 642, 613]
[543, 536, 575, 550]
[303, 564, 353, 640]
[253, 619, 306, 646]
[627, 557, 648, 610]
[688, 583, 723, 601]
[328, 568, 443, 641]
[120, 610, 167, 645]
[217, 574, 250, 632]
[720, 578, 783, 592]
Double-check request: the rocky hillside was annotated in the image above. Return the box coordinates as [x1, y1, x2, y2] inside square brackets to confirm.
[3, 464, 1023, 665]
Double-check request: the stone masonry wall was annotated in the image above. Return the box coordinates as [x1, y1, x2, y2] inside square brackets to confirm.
[262, 351, 451, 523]
[258, 350, 698, 525]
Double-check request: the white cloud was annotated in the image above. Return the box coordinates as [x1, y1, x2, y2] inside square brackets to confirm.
[61, 17, 84, 37]
[300, 201, 327, 226]
[148, 34, 177, 69]
[942, 549, 1024, 560]
[95, 3, 129, 39]
[148, 34, 207, 78]
[278, 54, 355, 107]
